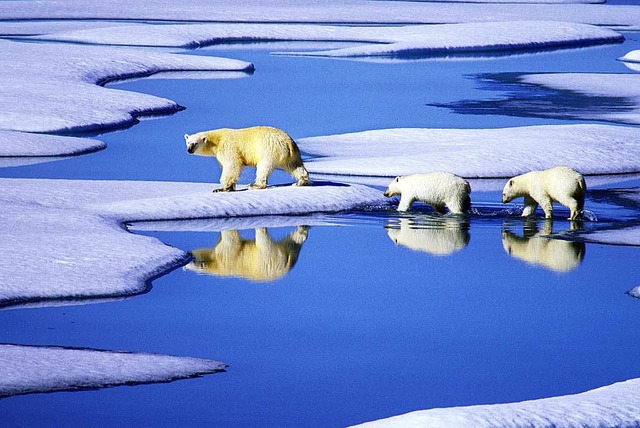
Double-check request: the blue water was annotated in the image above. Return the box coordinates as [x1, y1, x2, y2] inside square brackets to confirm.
[2, 38, 640, 426]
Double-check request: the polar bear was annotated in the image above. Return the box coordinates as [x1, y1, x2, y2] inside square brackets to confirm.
[501, 220, 585, 272]
[383, 172, 471, 214]
[502, 166, 586, 220]
[184, 226, 309, 282]
[185, 126, 310, 192]
[386, 217, 469, 256]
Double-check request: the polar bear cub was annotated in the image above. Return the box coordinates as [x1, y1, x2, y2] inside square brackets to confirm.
[384, 172, 471, 214]
[185, 126, 310, 192]
[502, 166, 586, 220]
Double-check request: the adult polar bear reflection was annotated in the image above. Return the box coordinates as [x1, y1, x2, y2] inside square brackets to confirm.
[385, 217, 470, 256]
[501, 220, 585, 272]
[184, 226, 309, 282]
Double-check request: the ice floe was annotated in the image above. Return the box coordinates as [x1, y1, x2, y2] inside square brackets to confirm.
[0, 178, 388, 308]
[1, 1, 639, 29]
[0, 40, 252, 135]
[0, 130, 105, 157]
[572, 188, 640, 246]
[299, 124, 640, 180]
[28, 21, 621, 57]
[0, 344, 225, 398]
[515, 72, 640, 125]
[353, 377, 640, 427]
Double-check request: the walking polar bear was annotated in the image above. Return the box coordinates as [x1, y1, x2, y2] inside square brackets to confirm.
[502, 166, 586, 220]
[185, 126, 310, 192]
[384, 172, 471, 214]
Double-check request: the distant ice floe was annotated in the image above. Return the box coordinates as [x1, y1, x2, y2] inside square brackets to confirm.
[574, 188, 640, 246]
[0, 40, 252, 135]
[0, 130, 105, 158]
[299, 124, 640, 180]
[28, 21, 622, 58]
[0, 178, 388, 308]
[352, 377, 640, 427]
[513, 72, 640, 125]
[0, 344, 225, 398]
[1, 0, 640, 29]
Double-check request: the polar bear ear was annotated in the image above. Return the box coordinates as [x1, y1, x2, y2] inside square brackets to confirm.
[184, 134, 189, 141]
[394, 176, 400, 182]
[509, 180, 514, 187]
[199, 135, 207, 144]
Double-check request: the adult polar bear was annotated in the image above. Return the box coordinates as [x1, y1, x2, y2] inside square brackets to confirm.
[185, 126, 310, 192]
[502, 166, 586, 220]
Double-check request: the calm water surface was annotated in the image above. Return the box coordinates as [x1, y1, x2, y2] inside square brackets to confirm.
[1, 37, 640, 427]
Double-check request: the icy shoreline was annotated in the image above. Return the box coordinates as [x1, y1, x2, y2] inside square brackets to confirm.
[0, 178, 389, 308]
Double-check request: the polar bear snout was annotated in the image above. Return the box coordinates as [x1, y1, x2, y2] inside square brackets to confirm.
[186, 143, 196, 154]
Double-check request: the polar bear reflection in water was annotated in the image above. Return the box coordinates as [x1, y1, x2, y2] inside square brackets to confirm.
[501, 220, 585, 272]
[184, 226, 309, 282]
[386, 216, 470, 256]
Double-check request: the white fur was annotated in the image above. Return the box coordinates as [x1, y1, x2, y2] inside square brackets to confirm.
[502, 166, 586, 220]
[384, 172, 471, 214]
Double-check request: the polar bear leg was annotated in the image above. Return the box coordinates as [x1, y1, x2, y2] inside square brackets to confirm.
[397, 196, 414, 212]
[566, 198, 583, 221]
[539, 197, 553, 219]
[250, 161, 273, 190]
[290, 165, 310, 186]
[216, 162, 241, 192]
[521, 196, 538, 217]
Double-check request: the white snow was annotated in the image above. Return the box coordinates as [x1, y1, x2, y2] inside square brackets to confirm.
[0, 130, 105, 157]
[282, 22, 621, 58]
[0, 344, 225, 398]
[516, 72, 640, 125]
[0, 178, 388, 308]
[353, 377, 640, 427]
[27, 21, 621, 57]
[299, 124, 640, 179]
[1, 1, 640, 29]
[0, 40, 252, 135]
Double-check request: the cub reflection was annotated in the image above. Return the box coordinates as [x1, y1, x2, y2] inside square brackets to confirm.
[386, 216, 470, 256]
[501, 220, 585, 272]
[185, 226, 309, 282]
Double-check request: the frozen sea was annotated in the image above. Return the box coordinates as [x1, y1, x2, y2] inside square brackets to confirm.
[2, 25, 640, 428]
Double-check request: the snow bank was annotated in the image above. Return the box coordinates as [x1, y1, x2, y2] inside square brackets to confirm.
[515, 72, 640, 125]
[353, 377, 640, 427]
[0, 344, 225, 398]
[1, 1, 639, 29]
[283, 22, 621, 58]
[0, 130, 105, 157]
[29, 21, 621, 57]
[0, 178, 388, 308]
[0, 40, 252, 135]
[299, 124, 640, 179]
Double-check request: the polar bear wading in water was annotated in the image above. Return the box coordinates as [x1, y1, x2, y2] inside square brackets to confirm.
[384, 172, 471, 214]
[502, 166, 586, 220]
[185, 126, 310, 192]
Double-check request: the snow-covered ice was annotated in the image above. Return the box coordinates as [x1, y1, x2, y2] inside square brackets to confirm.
[0, 178, 388, 308]
[299, 124, 640, 179]
[282, 22, 621, 58]
[0, 344, 225, 398]
[28, 21, 621, 57]
[1, 1, 640, 29]
[0, 40, 252, 135]
[353, 377, 640, 427]
[0, 130, 105, 157]
[515, 72, 640, 125]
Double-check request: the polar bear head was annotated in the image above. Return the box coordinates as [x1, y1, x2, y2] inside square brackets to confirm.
[184, 133, 207, 154]
[383, 177, 402, 197]
[502, 178, 518, 203]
